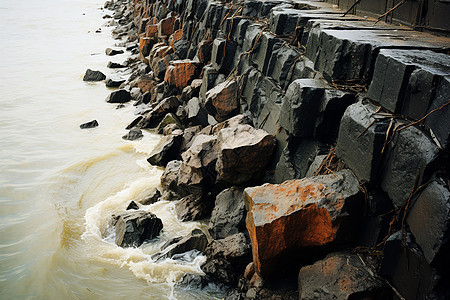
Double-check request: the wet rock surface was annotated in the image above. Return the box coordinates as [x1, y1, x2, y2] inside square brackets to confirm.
[83, 69, 106, 81]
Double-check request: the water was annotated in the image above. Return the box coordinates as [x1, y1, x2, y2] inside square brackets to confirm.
[0, 1, 219, 298]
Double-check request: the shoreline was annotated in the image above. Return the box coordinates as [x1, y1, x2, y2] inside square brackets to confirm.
[94, 0, 450, 299]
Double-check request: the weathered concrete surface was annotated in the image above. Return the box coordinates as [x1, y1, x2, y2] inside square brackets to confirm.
[298, 252, 389, 300]
[216, 125, 276, 185]
[244, 169, 362, 277]
[336, 101, 389, 183]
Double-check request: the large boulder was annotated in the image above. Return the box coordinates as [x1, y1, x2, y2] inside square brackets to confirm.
[147, 132, 182, 167]
[175, 194, 212, 221]
[298, 252, 390, 299]
[83, 69, 106, 81]
[137, 96, 180, 129]
[244, 169, 363, 277]
[216, 125, 276, 184]
[161, 160, 182, 192]
[204, 79, 239, 122]
[164, 59, 202, 89]
[152, 229, 208, 261]
[106, 89, 132, 103]
[209, 187, 246, 240]
[113, 210, 163, 248]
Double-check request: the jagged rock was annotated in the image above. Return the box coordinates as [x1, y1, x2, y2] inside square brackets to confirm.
[216, 125, 276, 184]
[425, 76, 450, 149]
[147, 133, 182, 167]
[139, 188, 161, 205]
[107, 61, 128, 68]
[114, 210, 163, 248]
[407, 179, 450, 265]
[211, 37, 237, 74]
[336, 101, 389, 183]
[161, 160, 182, 192]
[380, 124, 438, 208]
[197, 39, 213, 64]
[177, 134, 218, 195]
[203, 79, 239, 122]
[83, 69, 106, 81]
[174, 39, 189, 59]
[164, 59, 202, 89]
[152, 229, 208, 260]
[156, 113, 183, 134]
[175, 194, 211, 221]
[380, 231, 439, 300]
[134, 91, 151, 106]
[132, 74, 156, 94]
[251, 32, 281, 75]
[266, 44, 299, 88]
[122, 127, 143, 141]
[105, 77, 126, 87]
[280, 79, 329, 137]
[180, 125, 203, 152]
[80, 120, 99, 129]
[199, 65, 220, 101]
[305, 154, 327, 178]
[158, 15, 175, 37]
[202, 233, 252, 285]
[106, 89, 131, 103]
[209, 187, 245, 240]
[126, 201, 139, 210]
[137, 96, 180, 129]
[298, 252, 390, 299]
[244, 169, 363, 277]
[186, 97, 209, 126]
[105, 47, 124, 56]
[212, 114, 253, 135]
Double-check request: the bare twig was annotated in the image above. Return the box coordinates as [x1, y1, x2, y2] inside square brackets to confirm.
[375, 0, 406, 24]
[342, 0, 363, 17]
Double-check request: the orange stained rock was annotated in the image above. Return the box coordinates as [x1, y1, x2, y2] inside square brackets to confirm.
[158, 16, 175, 37]
[164, 60, 201, 89]
[145, 24, 158, 38]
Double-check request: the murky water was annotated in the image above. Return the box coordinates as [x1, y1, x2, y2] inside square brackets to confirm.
[0, 1, 219, 299]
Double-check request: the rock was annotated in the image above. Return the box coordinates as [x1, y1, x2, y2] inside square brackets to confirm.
[209, 187, 245, 240]
[156, 113, 183, 134]
[83, 69, 106, 81]
[164, 59, 202, 89]
[158, 15, 175, 37]
[204, 80, 240, 122]
[407, 179, 450, 265]
[212, 114, 253, 134]
[161, 160, 182, 192]
[175, 194, 211, 221]
[380, 231, 438, 300]
[266, 44, 299, 88]
[126, 201, 139, 210]
[139, 188, 161, 205]
[180, 125, 203, 152]
[186, 97, 209, 126]
[197, 39, 213, 64]
[132, 74, 156, 93]
[105, 77, 126, 87]
[425, 76, 450, 150]
[147, 133, 182, 167]
[251, 32, 281, 75]
[305, 154, 327, 178]
[244, 169, 363, 277]
[80, 120, 99, 129]
[105, 47, 124, 56]
[381, 124, 438, 208]
[199, 65, 219, 101]
[336, 101, 389, 183]
[202, 233, 252, 285]
[279, 79, 329, 137]
[106, 89, 131, 103]
[177, 134, 218, 195]
[122, 127, 143, 141]
[137, 96, 180, 129]
[298, 252, 389, 300]
[114, 210, 163, 248]
[216, 125, 276, 185]
[107, 61, 127, 68]
[152, 229, 208, 260]
[211, 37, 237, 74]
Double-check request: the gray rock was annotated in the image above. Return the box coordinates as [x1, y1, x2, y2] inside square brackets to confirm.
[107, 61, 128, 68]
[80, 120, 99, 129]
[407, 179, 450, 265]
[199, 65, 219, 101]
[156, 113, 183, 134]
[126, 201, 139, 210]
[212, 114, 253, 135]
[83, 69, 106, 81]
[216, 125, 276, 185]
[251, 32, 281, 75]
[425, 76, 450, 149]
[137, 96, 180, 129]
[175, 194, 211, 221]
[106, 89, 131, 103]
[266, 44, 299, 88]
[336, 101, 389, 183]
[186, 97, 208, 126]
[161, 160, 182, 193]
[180, 125, 203, 152]
[105, 47, 124, 56]
[139, 188, 161, 205]
[305, 154, 327, 178]
[211, 37, 237, 74]
[298, 252, 389, 300]
[122, 127, 143, 141]
[147, 133, 182, 167]
[152, 229, 208, 261]
[204, 79, 239, 122]
[114, 210, 163, 248]
[280, 79, 329, 137]
[106, 77, 126, 87]
[209, 187, 245, 240]
[381, 124, 438, 208]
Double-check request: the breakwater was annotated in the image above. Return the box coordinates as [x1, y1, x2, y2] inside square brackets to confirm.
[100, 0, 450, 299]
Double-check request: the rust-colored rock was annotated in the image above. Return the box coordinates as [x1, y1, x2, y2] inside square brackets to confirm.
[170, 29, 183, 49]
[132, 74, 156, 93]
[197, 39, 213, 64]
[204, 79, 239, 122]
[216, 125, 275, 184]
[139, 36, 153, 64]
[145, 24, 158, 38]
[164, 59, 202, 89]
[244, 170, 362, 277]
[158, 16, 175, 37]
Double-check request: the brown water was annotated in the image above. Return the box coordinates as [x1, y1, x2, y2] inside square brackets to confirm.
[0, 1, 220, 299]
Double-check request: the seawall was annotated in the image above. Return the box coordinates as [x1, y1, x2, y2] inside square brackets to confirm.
[102, 0, 450, 298]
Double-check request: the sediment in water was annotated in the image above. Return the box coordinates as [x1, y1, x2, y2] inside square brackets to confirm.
[98, 0, 450, 299]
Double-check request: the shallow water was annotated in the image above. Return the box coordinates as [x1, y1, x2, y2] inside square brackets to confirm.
[0, 1, 219, 299]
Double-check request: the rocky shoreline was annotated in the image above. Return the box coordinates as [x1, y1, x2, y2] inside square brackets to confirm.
[87, 0, 449, 299]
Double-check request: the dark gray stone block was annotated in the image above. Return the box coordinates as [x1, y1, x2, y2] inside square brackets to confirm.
[380, 124, 439, 208]
[211, 38, 238, 74]
[425, 76, 450, 150]
[266, 44, 300, 88]
[147, 133, 182, 167]
[336, 101, 389, 183]
[251, 32, 281, 75]
[83, 69, 106, 81]
[106, 89, 131, 103]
